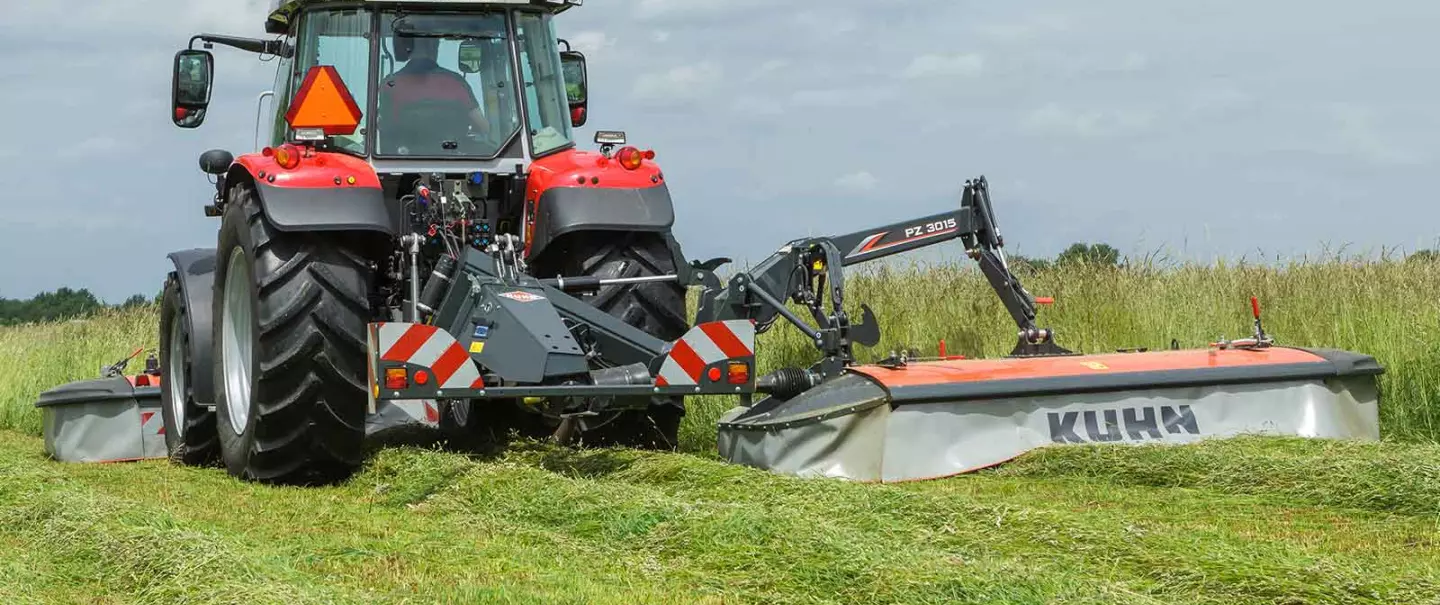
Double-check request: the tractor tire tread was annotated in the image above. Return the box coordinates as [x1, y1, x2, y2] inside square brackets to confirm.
[214, 184, 370, 486]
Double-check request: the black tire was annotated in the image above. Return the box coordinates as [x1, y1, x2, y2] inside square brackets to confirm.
[158, 272, 219, 466]
[212, 184, 372, 485]
[536, 232, 689, 450]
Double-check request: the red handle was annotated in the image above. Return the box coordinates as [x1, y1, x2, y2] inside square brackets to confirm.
[1251, 296, 1260, 319]
[1035, 297, 1054, 305]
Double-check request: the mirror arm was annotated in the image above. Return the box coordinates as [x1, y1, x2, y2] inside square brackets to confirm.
[189, 34, 290, 58]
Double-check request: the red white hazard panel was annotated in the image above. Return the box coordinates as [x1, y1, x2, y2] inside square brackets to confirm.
[374, 323, 486, 390]
[141, 410, 165, 436]
[655, 320, 756, 387]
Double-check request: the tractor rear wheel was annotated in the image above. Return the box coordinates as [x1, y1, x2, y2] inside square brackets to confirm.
[159, 272, 218, 466]
[212, 184, 372, 485]
[537, 232, 689, 450]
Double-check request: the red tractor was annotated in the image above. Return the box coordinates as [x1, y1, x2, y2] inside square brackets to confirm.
[160, 0, 689, 484]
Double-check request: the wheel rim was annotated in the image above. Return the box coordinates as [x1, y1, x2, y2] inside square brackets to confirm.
[166, 310, 188, 436]
[220, 248, 254, 434]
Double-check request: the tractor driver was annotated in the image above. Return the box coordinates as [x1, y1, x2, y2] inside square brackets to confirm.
[379, 36, 492, 147]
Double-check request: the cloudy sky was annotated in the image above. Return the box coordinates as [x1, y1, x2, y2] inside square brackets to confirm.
[1, 0, 1436, 303]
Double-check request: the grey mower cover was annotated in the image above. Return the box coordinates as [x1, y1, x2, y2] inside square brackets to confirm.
[717, 347, 1383, 483]
[35, 376, 167, 463]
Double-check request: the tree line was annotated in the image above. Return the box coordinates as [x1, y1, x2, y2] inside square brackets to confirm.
[0, 288, 153, 326]
[1011, 243, 1440, 272]
[1010, 242, 1124, 271]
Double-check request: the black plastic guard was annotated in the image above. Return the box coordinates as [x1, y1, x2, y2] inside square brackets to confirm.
[253, 181, 397, 236]
[528, 183, 675, 260]
[166, 249, 218, 406]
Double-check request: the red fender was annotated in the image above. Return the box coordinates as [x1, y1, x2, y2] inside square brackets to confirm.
[522, 147, 670, 258]
[232, 147, 381, 189]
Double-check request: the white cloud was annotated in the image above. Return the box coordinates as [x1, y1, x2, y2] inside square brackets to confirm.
[5, 0, 270, 38]
[633, 0, 768, 20]
[568, 31, 615, 56]
[1118, 52, 1149, 72]
[58, 137, 122, 159]
[902, 54, 985, 79]
[731, 95, 785, 117]
[1185, 87, 1253, 115]
[748, 60, 789, 81]
[789, 88, 896, 109]
[1324, 104, 1425, 166]
[835, 171, 879, 192]
[631, 63, 723, 105]
[793, 10, 859, 36]
[1020, 103, 1156, 138]
[975, 13, 1072, 42]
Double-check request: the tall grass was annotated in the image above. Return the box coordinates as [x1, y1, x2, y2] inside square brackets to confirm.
[3, 256, 1438, 447]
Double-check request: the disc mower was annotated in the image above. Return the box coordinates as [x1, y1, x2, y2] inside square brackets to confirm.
[130, 0, 1381, 486]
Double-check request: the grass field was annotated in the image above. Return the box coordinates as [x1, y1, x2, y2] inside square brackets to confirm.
[2, 258, 1439, 603]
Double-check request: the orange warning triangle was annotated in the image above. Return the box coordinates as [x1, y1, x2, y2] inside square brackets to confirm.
[284, 65, 363, 136]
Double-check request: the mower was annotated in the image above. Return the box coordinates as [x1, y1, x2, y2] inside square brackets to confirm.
[73, 0, 1380, 485]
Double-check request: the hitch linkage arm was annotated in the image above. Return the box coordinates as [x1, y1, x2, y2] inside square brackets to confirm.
[962, 177, 1072, 357]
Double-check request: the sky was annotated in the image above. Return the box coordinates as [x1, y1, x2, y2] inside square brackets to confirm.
[1, 0, 1437, 303]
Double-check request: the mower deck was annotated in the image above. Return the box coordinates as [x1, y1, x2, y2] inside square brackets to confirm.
[716, 346, 1383, 483]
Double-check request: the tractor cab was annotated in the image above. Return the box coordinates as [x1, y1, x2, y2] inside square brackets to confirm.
[172, 0, 589, 173]
[167, 0, 672, 272]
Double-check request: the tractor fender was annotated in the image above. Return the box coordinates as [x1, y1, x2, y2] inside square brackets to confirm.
[166, 249, 218, 407]
[226, 152, 396, 236]
[526, 183, 676, 261]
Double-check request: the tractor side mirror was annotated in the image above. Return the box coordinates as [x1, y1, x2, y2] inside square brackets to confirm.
[458, 39, 484, 74]
[172, 49, 214, 129]
[560, 50, 588, 127]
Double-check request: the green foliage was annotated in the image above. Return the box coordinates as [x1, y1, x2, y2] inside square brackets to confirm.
[1055, 242, 1122, 267]
[0, 288, 152, 326]
[1407, 249, 1439, 263]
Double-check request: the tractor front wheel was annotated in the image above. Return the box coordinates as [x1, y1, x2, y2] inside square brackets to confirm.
[158, 272, 218, 466]
[212, 184, 372, 485]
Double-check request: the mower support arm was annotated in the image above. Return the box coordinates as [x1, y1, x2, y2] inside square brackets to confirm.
[695, 176, 1069, 369]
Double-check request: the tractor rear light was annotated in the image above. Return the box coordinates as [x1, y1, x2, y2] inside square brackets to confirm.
[727, 361, 750, 385]
[616, 146, 643, 170]
[414, 370, 430, 385]
[643, 149, 656, 160]
[384, 368, 408, 390]
[708, 367, 722, 382]
[272, 143, 302, 169]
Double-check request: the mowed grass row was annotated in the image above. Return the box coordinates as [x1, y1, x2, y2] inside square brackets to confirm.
[2, 430, 1440, 604]
[4, 256, 1440, 447]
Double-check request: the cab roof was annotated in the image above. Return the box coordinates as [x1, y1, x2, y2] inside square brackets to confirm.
[266, 0, 580, 34]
